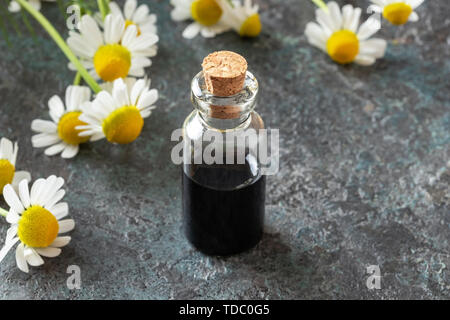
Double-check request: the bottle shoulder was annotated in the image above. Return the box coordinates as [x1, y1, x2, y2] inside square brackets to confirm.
[183, 110, 264, 140]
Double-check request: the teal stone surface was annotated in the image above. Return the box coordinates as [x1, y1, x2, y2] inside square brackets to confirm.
[0, 0, 449, 299]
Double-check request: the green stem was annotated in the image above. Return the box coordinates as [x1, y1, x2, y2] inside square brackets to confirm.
[97, 0, 110, 20]
[311, 0, 329, 12]
[0, 207, 8, 218]
[73, 71, 81, 85]
[15, 0, 102, 93]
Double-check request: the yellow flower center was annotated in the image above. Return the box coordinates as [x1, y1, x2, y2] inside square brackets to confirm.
[0, 159, 15, 195]
[125, 19, 141, 36]
[102, 106, 144, 144]
[239, 14, 262, 37]
[93, 44, 131, 82]
[326, 30, 360, 64]
[191, 0, 222, 26]
[383, 2, 413, 25]
[57, 111, 90, 145]
[18, 206, 59, 248]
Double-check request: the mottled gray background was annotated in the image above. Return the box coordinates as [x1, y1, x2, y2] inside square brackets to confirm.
[0, 0, 449, 299]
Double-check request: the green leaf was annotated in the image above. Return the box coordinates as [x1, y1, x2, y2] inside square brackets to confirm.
[0, 1, 11, 46]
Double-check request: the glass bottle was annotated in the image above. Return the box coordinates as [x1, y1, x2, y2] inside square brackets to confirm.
[181, 63, 266, 256]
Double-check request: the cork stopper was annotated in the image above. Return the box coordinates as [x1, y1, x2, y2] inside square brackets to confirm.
[202, 51, 248, 119]
[202, 51, 247, 96]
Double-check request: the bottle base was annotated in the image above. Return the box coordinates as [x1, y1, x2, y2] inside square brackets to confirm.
[185, 229, 263, 256]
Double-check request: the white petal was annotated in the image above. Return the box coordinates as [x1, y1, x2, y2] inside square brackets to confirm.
[18, 179, 31, 209]
[50, 202, 69, 220]
[48, 95, 65, 122]
[327, 1, 343, 30]
[130, 79, 147, 106]
[342, 5, 355, 29]
[131, 56, 151, 69]
[50, 236, 71, 248]
[12, 171, 31, 190]
[6, 226, 18, 244]
[44, 189, 66, 209]
[137, 89, 158, 109]
[67, 34, 96, 58]
[31, 119, 57, 133]
[124, 0, 137, 20]
[39, 175, 63, 206]
[91, 132, 105, 141]
[8, 1, 21, 12]
[354, 55, 376, 66]
[15, 243, 29, 273]
[305, 22, 328, 46]
[140, 108, 153, 118]
[105, 14, 125, 44]
[409, 11, 419, 22]
[30, 178, 46, 205]
[44, 142, 66, 156]
[408, 0, 424, 9]
[58, 219, 75, 233]
[171, 7, 191, 22]
[200, 27, 217, 38]
[347, 7, 362, 33]
[121, 24, 138, 47]
[3, 184, 24, 213]
[316, 8, 336, 34]
[128, 67, 145, 77]
[79, 15, 104, 50]
[359, 38, 387, 59]
[131, 3, 149, 23]
[11, 142, 18, 166]
[66, 85, 91, 111]
[31, 133, 61, 148]
[0, 237, 19, 263]
[24, 248, 44, 266]
[357, 16, 381, 41]
[35, 247, 62, 258]
[28, 0, 41, 11]
[61, 144, 79, 159]
[112, 78, 130, 107]
[182, 22, 201, 39]
[128, 33, 159, 51]
[108, 2, 122, 17]
[0, 137, 13, 160]
[6, 209, 19, 224]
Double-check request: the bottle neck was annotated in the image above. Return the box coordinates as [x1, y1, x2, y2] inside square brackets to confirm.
[191, 71, 259, 131]
[198, 110, 252, 130]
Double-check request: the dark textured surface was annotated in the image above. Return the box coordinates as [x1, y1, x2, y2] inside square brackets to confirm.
[0, 0, 449, 299]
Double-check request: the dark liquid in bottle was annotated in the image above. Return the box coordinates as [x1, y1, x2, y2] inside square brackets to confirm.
[182, 163, 265, 256]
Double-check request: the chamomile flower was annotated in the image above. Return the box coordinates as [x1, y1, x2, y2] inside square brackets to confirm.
[0, 138, 31, 195]
[170, 0, 231, 39]
[99, 76, 151, 94]
[31, 85, 92, 159]
[108, 0, 157, 35]
[77, 78, 158, 144]
[0, 177, 74, 273]
[305, 1, 387, 66]
[8, 0, 54, 12]
[218, 0, 262, 37]
[369, 0, 424, 25]
[67, 14, 158, 82]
